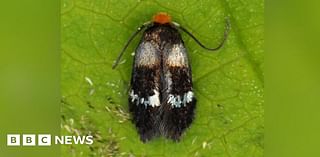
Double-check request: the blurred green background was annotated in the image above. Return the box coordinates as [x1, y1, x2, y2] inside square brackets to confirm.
[61, 0, 263, 156]
[266, 0, 320, 156]
[0, 0, 60, 157]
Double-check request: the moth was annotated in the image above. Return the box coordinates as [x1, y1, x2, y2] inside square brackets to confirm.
[112, 12, 230, 142]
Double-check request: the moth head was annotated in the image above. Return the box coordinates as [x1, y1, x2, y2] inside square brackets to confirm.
[152, 12, 172, 25]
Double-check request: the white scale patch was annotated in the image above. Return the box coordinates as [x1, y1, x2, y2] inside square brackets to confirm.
[135, 42, 159, 66]
[165, 71, 172, 92]
[130, 89, 160, 108]
[167, 91, 194, 108]
[166, 44, 188, 67]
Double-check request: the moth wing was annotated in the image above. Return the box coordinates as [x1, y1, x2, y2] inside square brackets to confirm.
[129, 40, 161, 142]
[162, 43, 196, 140]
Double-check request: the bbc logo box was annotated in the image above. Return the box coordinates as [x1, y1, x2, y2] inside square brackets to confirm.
[7, 134, 20, 146]
[7, 134, 51, 146]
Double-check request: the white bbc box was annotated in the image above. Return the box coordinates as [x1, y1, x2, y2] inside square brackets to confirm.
[22, 134, 36, 146]
[7, 134, 20, 146]
[38, 134, 51, 146]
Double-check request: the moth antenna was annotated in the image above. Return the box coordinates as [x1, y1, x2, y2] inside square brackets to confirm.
[173, 17, 231, 51]
[112, 22, 151, 69]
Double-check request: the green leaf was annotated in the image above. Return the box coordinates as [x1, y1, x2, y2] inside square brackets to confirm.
[61, 0, 264, 156]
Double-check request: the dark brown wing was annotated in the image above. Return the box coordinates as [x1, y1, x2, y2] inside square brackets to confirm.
[129, 40, 161, 142]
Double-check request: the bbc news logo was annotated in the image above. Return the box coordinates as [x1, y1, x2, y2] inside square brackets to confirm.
[7, 134, 93, 146]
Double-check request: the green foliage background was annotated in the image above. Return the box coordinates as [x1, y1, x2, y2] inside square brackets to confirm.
[61, 0, 263, 156]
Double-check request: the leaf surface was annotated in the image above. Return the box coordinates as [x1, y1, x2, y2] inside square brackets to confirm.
[61, 0, 264, 156]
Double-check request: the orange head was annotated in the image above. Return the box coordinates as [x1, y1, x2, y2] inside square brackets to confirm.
[152, 12, 172, 24]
